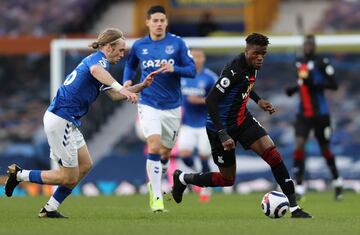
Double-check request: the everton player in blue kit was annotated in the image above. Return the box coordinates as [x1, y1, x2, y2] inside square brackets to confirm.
[285, 34, 343, 201]
[123, 5, 196, 212]
[5, 28, 160, 218]
[172, 33, 313, 218]
[178, 48, 217, 202]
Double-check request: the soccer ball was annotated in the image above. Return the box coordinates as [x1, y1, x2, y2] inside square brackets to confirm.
[261, 191, 289, 218]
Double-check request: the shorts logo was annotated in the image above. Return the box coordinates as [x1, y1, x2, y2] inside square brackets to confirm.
[217, 156, 224, 164]
[220, 77, 230, 88]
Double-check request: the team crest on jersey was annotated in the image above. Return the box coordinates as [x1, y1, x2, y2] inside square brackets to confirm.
[298, 63, 309, 79]
[165, 45, 174, 54]
[142, 48, 148, 55]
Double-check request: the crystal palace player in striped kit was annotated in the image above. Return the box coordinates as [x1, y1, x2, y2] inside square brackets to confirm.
[172, 33, 313, 218]
[285, 34, 343, 201]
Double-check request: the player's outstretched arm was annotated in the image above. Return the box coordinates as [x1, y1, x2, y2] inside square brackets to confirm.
[125, 68, 165, 93]
[90, 64, 138, 103]
[105, 68, 164, 101]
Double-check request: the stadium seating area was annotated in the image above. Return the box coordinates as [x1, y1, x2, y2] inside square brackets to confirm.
[0, 0, 112, 36]
[315, 0, 360, 32]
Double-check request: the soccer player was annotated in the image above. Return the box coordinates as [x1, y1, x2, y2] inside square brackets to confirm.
[171, 33, 313, 218]
[5, 28, 161, 218]
[285, 34, 343, 201]
[178, 48, 217, 202]
[123, 5, 196, 212]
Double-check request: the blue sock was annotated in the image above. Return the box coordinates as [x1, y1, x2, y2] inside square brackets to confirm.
[160, 158, 169, 165]
[148, 153, 161, 161]
[29, 170, 44, 184]
[201, 159, 210, 173]
[183, 157, 194, 168]
[53, 186, 73, 204]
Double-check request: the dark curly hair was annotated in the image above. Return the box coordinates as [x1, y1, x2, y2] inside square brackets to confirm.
[147, 5, 166, 19]
[245, 33, 269, 46]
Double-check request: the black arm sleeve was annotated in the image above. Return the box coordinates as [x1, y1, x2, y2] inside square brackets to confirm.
[205, 85, 225, 131]
[250, 90, 261, 103]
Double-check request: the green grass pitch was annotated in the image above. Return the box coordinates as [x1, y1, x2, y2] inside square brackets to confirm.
[1, 192, 359, 235]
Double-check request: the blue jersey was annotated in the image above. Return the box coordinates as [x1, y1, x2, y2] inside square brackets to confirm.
[48, 50, 109, 127]
[181, 68, 217, 128]
[123, 33, 196, 110]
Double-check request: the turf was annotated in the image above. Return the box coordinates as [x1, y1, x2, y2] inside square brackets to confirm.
[1, 192, 359, 235]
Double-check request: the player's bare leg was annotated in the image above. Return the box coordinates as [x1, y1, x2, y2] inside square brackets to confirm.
[160, 146, 172, 174]
[39, 145, 93, 218]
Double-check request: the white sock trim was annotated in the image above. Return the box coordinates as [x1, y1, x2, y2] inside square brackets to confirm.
[179, 172, 187, 185]
[290, 205, 300, 213]
[146, 159, 163, 199]
[44, 196, 60, 211]
[17, 170, 30, 181]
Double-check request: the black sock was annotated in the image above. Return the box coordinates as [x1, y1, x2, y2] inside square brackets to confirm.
[293, 159, 305, 184]
[184, 172, 212, 187]
[326, 158, 339, 179]
[271, 162, 297, 207]
[184, 172, 234, 187]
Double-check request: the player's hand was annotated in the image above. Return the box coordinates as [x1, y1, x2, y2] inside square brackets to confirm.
[119, 88, 138, 104]
[222, 138, 235, 151]
[160, 63, 174, 73]
[142, 67, 166, 87]
[218, 129, 235, 151]
[123, 80, 133, 88]
[258, 99, 275, 115]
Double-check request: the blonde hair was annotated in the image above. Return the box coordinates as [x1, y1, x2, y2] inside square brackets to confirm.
[89, 28, 125, 50]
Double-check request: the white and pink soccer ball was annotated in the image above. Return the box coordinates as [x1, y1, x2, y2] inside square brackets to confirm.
[261, 191, 289, 218]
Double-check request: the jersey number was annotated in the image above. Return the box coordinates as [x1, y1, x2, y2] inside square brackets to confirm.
[64, 70, 77, 85]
